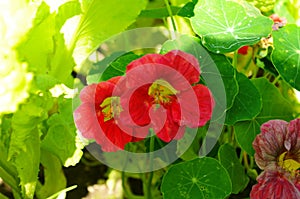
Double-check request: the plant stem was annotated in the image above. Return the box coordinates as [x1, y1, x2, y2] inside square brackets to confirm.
[243, 152, 250, 170]
[164, 0, 177, 32]
[232, 50, 238, 69]
[144, 133, 155, 199]
[46, 185, 77, 199]
[0, 167, 19, 195]
[272, 75, 281, 85]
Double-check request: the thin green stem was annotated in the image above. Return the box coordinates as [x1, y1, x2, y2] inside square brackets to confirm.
[243, 152, 250, 170]
[145, 134, 155, 199]
[232, 50, 238, 69]
[250, 156, 254, 169]
[239, 150, 244, 163]
[0, 167, 19, 195]
[272, 75, 281, 85]
[46, 185, 77, 199]
[164, 0, 177, 32]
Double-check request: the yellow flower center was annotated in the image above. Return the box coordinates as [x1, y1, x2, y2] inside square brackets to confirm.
[278, 151, 300, 175]
[100, 96, 122, 122]
[148, 79, 178, 104]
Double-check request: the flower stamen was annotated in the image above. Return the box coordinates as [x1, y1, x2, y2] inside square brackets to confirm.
[100, 96, 123, 122]
[148, 79, 178, 104]
[278, 152, 300, 176]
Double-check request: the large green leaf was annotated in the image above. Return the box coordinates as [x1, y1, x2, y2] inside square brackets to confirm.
[207, 54, 238, 111]
[17, 2, 55, 75]
[234, 78, 294, 155]
[161, 157, 231, 199]
[17, 1, 78, 87]
[71, 0, 147, 65]
[225, 72, 262, 125]
[218, 144, 249, 194]
[0, 116, 20, 198]
[41, 97, 83, 167]
[36, 150, 66, 199]
[190, 0, 273, 53]
[8, 94, 53, 199]
[271, 24, 300, 91]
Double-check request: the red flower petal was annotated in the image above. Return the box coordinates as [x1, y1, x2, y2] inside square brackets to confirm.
[238, 46, 249, 55]
[122, 84, 153, 126]
[74, 103, 98, 139]
[253, 120, 288, 169]
[96, 117, 132, 151]
[74, 77, 140, 152]
[286, 119, 300, 160]
[163, 50, 200, 84]
[151, 106, 185, 142]
[171, 84, 214, 128]
[126, 50, 200, 88]
[250, 170, 300, 199]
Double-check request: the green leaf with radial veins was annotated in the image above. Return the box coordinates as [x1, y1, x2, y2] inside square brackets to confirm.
[161, 157, 231, 199]
[190, 0, 273, 53]
[218, 144, 249, 194]
[271, 25, 300, 91]
[71, 0, 147, 65]
[234, 78, 294, 155]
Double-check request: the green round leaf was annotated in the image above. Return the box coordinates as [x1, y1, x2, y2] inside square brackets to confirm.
[190, 0, 273, 53]
[271, 24, 300, 91]
[161, 157, 232, 199]
[218, 144, 249, 194]
[234, 78, 294, 155]
[225, 72, 262, 125]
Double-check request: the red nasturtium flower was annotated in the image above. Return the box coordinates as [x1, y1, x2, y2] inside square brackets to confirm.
[74, 50, 214, 151]
[74, 77, 140, 152]
[251, 119, 300, 199]
[123, 50, 214, 142]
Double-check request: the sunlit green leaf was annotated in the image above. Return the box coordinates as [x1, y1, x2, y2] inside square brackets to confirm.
[17, 2, 76, 87]
[161, 157, 231, 199]
[9, 94, 53, 199]
[218, 144, 249, 194]
[234, 78, 294, 155]
[190, 0, 273, 53]
[55, 0, 81, 29]
[139, 6, 180, 18]
[271, 24, 300, 91]
[41, 97, 83, 167]
[36, 150, 66, 199]
[71, 0, 147, 65]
